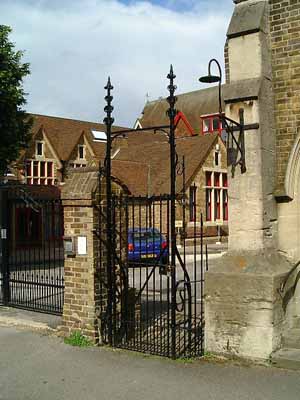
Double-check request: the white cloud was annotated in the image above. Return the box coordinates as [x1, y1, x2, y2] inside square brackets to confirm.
[1, 0, 233, 127]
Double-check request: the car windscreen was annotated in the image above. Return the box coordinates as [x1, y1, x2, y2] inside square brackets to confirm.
[132, 232, 162, 241]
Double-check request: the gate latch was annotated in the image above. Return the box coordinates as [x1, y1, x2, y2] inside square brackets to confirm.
[159, 264, 171, 276]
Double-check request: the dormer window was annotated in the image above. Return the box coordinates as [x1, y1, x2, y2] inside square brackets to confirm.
[201, 114, 225, 136]
[78, 145, 85, 160]
[36, 141, 43, 156]
[203, 118, 211, 133]
[213, 117, 220, 131]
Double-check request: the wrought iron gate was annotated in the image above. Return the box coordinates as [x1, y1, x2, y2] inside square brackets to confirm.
[0, 184, 64, 314]
[98, 192, 207, 358]
[98, 66, 208, 359]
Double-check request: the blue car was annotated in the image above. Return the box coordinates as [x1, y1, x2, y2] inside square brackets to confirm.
[128, 228, 168, 265]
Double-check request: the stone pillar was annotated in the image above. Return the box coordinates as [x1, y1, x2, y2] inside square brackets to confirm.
[60, 168, 103, 342]
[205, 0, 293, 360]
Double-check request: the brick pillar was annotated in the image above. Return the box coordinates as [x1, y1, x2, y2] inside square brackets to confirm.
[60, 169, 104, 342]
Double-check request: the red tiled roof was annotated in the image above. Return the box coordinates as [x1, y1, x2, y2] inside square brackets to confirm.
[111, 160, 149, 196]
[24, 114, 223, 197]
[29, 113, 128, 161]
[139, 85, 225, 135]
[114, 133, 219, 195]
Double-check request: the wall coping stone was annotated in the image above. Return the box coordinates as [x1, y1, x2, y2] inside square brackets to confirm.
[61, 168, 99, 201]
[207, 250, 292, 277]
[228, 0, 267, 39]
[223, 77, 262, 103]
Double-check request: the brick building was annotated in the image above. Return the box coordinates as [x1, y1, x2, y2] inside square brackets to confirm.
[132, 87, 228, 234]
[114, 131, 227, 238]
[15, 114, 127, 185]
[11, 83, 228, 240]
[268, 0, 300, 261]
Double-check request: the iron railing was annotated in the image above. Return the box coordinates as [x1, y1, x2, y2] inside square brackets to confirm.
[0, 184, 64, 315]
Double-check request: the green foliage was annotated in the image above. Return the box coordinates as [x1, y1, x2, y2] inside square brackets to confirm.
[64, 331, 93, 347]
[0, 25, 32, 176]
[203, 351, 215, 359]
[175, 357, 197, 364]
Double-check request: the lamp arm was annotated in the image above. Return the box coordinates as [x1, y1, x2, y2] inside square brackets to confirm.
[208, 59, 223, 114]
[224, 119, 242, 152]
[208, 58, 222, 79]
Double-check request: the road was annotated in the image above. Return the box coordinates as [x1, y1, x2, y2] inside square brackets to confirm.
[127, 254, 220, 295]
[0, 325, 300, 400]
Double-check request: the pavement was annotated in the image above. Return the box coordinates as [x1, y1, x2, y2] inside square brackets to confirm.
[0, 306, 61, 331]
[178, 242, 227, 262]
[1, 309, 300, 400]
[181, 241, 227, 254]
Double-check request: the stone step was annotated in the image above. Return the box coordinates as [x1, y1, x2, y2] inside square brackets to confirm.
[271, 348, 300, 370]
[282, 328, 300, 349]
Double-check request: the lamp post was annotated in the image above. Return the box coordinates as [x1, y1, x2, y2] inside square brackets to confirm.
[199, 58, 246, 174]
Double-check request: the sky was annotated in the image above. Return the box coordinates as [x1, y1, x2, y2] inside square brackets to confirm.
[1, 0, 233, 127]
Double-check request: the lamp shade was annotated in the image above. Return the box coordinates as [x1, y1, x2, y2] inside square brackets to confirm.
[199, 75, 221, 84]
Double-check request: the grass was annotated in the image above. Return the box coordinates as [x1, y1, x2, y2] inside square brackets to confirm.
[203, 351, 215, 359]
[64, 331, 93, 347]
[175, 357, 197, 364]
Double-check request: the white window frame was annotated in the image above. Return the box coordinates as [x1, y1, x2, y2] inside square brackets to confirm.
[78, 145, 85, 160]
[69, 162, 87, 169]
[36, 141, 44, 157]
[202, 118, 211, 133]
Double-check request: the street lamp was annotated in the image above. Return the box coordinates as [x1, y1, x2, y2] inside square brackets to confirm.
[199, 58, 246, 174]
[199, 58, 223, 115]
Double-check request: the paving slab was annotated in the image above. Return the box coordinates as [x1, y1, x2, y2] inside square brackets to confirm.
[271, 348, 300, 371]
[0, 306, 62, 332]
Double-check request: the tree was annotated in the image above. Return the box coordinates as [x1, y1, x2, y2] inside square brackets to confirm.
[0, 25, 32, 176]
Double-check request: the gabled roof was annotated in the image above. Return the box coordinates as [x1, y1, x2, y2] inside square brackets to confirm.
[138, 85, 225, 135]
[25, 113, 223, 197]
[111, 160, 149, 196]
[114, 133, 220, 196]
[61, 164, 148, 199]
[126, 129, 169, 146]
[29, 114, 128, 161]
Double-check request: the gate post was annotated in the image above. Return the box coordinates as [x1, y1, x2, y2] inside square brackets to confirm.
[104, 77, 114, 346]
[0, 187, 9, 305]
[167, 65, 178, 359]
[60, 168, 104, 343]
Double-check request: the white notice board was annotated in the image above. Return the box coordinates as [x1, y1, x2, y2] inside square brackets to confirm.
[77, 236, 87, 255]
